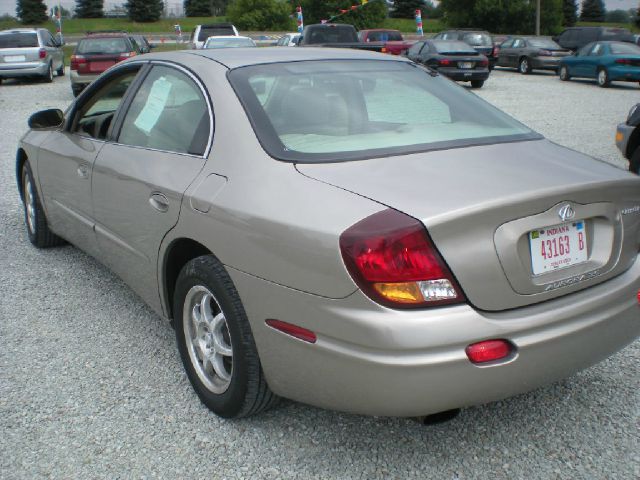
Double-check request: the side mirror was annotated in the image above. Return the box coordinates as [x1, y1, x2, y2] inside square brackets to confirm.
[28, 109, 64, 129]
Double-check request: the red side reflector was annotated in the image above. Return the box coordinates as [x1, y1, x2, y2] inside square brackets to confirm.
[265, 319, 317, 343]
[637, 289, 640, 304]
[465, 339, 513, 364]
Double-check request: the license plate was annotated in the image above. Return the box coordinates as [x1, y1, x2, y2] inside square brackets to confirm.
[89, 61, 115, 72]
[529, 220, 587, 275]
[458, 62, 474, 69]
[4, 55, 25, 62]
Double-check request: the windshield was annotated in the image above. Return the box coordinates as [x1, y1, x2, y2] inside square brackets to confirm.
[229, 60, 536, 163]
[199, 27, 235, 41]
[77, 38, 129, 54]
[433, 41, 477, 53]
[528, 38, 561, 49]
[0, 33, 38, 48]
[205, 37, 255, 48]
[610, 42, 640, 55]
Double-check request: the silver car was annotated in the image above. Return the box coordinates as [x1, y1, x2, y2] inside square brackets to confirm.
[17, 48, 640, 419]
[0, 28, 64, 83]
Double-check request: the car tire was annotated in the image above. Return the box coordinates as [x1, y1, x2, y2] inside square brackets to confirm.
[43, 63, 53, 83]
[56, 61, 64, 76]
[471, 80, 484, 88]
[630, 146, 640, 175]
[518, 57, 532, 74]
[597, 68, 610, 88]
[173, 255, 278, 418]
[21, 163, 65, 248]
[559, 65, 570, 81]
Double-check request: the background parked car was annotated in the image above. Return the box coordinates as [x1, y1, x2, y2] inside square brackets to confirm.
[188, 24, 239, 49]
[276, 33, 300, 47]
[432, 30, 497, 69]
[0, 28, 64, 83]
[559, 41, 640, 88]
[407, 39, 489, 88]
[616, 103, 640, 173]
[70, 32, 139, 96]
[203, 36, 256, 49]
[130, 34, 154, 54]
[553, 26, 634, 51]
[497, 37, 570, 74]
[357, 29, 415, 55]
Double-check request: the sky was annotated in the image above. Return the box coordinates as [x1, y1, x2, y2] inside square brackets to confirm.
[0, 0, 638, 19]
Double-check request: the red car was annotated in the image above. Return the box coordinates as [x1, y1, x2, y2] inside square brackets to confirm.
[70, 32, 139, 96]
[358, 29, 415, 55]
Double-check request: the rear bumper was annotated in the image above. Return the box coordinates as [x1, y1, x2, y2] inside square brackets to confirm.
[70, 70, 99, 88]
[438, 68, 490, 82]
[230, 256, 640, 417]
[608, 65, 640, 82]
[531, 56, 563, 70]
[0, 61, 48, 77]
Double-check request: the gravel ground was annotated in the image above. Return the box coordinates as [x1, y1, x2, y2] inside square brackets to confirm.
[1, 69, 639, 480]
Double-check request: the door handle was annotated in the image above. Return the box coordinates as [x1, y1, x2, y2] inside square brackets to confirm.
[149, 192, 169, 213]
[77, 163, 89, 179]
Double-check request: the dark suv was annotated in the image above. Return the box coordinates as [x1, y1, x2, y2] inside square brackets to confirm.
[553, 27, 634, 51]
[70, 32, 139, 96]
[432, 30, 497, 69]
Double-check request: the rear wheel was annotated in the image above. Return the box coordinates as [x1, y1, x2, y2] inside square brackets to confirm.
[21, 163, 64, 248]
[597, 68, 610, 88]
[43, 63, 53, 83]
[173, 255, 278, 418]
[470, 80, 484, 89]
[518, 57, 532, 74]
[559, 65, 570, 81]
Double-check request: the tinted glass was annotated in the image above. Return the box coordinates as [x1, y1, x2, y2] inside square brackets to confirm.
[119, 66, 210, 155]
[462, 33, 492, 46]
[198, 26, 235, 41]
[610, 43, 640, 55]
[0, 33, 38, 48]
[365, 31, 403, 42]
[77, 38, 129, 54]
[205, 37, 255, 48]
[527, 39, 560, 49]
[229, 60, 535, 163]
[432, 41, 477, 53]
[501, 39, 514, 48]
[407, 42, 424, 56]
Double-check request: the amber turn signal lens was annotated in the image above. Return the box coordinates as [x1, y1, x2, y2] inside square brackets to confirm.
[615, 132, 624, 142]
[373, 282, 424, 304]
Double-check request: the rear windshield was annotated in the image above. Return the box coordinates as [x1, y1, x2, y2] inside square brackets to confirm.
[364, 31, 403, 42]
[198, 27, 235, 41]
[77, 37, 130, 54]
[229, 60, 536, 163]
[527, 38, 561, 49]
[205, 37, 255, 48]
[602, 28, 630, 38]
[462, 33, 492, 47]
[0, 33, 38, 48]
[610, 43, 640, 55]
[432, 41, 477, 53]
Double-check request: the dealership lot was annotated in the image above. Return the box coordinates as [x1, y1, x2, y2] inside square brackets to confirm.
[1, 69, 639, 479]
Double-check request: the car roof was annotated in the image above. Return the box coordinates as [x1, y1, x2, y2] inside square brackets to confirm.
[0, 28, 41, 34]
[185, 46, 410, 69]
[206, 35, 251, 40]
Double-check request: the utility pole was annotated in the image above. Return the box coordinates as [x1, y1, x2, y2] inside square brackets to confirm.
[535, 0, 540, 36]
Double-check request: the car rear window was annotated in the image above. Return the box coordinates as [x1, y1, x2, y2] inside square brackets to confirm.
[528, 39, 561, 49]
[77, 37, 130, 54]
[610, 43, 640, 55]
[205, 37, 255, 48]
[198, 27, 235, 41]
[432, 41, 477, 53]
[462, 33, 492, 47]
[365, 31, 403, 42]
[229, 60, 536, 163]
[0, 33, 38, 48]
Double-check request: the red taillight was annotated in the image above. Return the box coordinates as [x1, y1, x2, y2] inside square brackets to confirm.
[38, 48, 46, 59]
[118, 51, 136, 61]
[265, 319, 317, 343]
[70, 54, 85, 71]
[465, 340, 514, 364]
[439, 59, 452, 66]
[339, 209, 465, 308]
[492, 46, 499, 56]
[615, 58, 632, 65]
[479, 58, 489, 67]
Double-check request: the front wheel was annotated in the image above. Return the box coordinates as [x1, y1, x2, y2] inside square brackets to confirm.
[173, 255, 278, 418]
[470, 80, 484, 89]
[559, 65, 570, 81]
[597, 68, 610, 88]
[21, 163, 64, 248]
[518, 57, 532, 74]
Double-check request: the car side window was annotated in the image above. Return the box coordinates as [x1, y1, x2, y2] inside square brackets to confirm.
[407, 41, 424, 56]
[501, 39, 514, 48]
[71, 69, 140, 140]
[118, 65, 211, 156]
[589, 43, 602, 56]
[512, 39, 524, 48]
[43, 31, 56, 47]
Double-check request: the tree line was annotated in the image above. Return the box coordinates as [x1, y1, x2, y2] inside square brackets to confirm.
[14, 0, 640, 32]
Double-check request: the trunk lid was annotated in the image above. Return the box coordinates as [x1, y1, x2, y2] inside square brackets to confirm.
[297, 139, 640, 311]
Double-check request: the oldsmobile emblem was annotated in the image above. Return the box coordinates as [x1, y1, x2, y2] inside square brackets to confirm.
[558, 204, 575, 222]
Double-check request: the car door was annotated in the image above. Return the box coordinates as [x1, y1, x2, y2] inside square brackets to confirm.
[40, 29, 61, 71]
[36, 64, 145, 256]
[583, 42, 603, 78]
[570, 43, 593, 77]
[510, 38, 525, 67]
[497, 39, 514, 67]
[91, 63, 212, 310]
